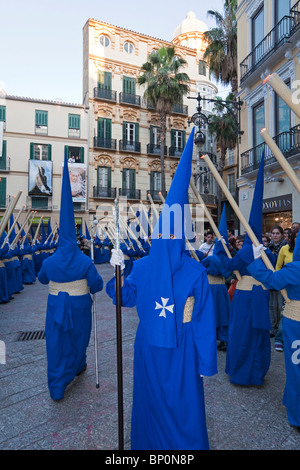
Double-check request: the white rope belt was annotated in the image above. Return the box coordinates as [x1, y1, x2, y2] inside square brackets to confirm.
[183, 296, 195, 323]
[5, 256, 18, 263]
[236, 275, 267, 291]
[23, 254, 33, 260]
[104, 247, 110, 250]
[49, 279, 90, 296]
[124, 255, 130, 260]
[0, 260, 5, 268]
[207, 274, 225, 285]
[282, 300, 300, 322]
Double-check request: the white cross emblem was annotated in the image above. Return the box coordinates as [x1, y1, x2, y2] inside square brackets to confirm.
[155, 297, 174, 318]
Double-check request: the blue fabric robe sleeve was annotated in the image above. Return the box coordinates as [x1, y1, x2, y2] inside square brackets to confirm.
[191, 271, 218, 377]
[248, 258, 299, 291]
[37, 263, 49, 284]
[106, 269, 137, 308]
[86, 264, 103, 294]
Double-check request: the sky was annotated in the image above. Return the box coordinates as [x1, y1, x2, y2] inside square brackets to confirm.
[0, 0, 228, 104]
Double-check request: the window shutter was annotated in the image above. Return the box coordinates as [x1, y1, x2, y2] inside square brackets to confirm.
[150, 171, 154, 191]
[123, 76, 135, 94]
[30, 143, 34, 159]
[123, 122, 127, 141]
[0, 106, 6, 122]
[135, 123, 139, 142]
[171, 129, 175, 147]
[130, 169, 136, 190]
[0, 177, 6, 208]
[36, 110, 48, 126]
[107, 167, 112, 189]
[150, 125, 154, 144]
[122, 169, 126, 189]
[182, 131, 186, 147]
[47, 144, 52, 160]
[80, 147, 84, 163]
[0, 141, 6, 170]
[64, 145, 69, 159]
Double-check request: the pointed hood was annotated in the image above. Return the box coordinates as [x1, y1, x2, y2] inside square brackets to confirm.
[142, 128, 195, 347]
[85, 221, 91, 240]
[214, 204, 229, 257]
[294, 229, 300, 261]
[243, 151, 265, 247]
[58, 155, 78, 250]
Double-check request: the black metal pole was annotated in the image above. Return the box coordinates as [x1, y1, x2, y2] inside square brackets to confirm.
[115, 253, 124, 450]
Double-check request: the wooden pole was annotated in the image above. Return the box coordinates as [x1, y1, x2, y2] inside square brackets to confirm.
[32, 217, 43, 244]
[264, 73, 300, 120]
[128, 206, 151, 245]
[260, 128, 300, 194]
[201, 154, 290, 302]
[190, 179, 242, 280]
[0, 190, 22, 238]
[11, 208, 34, 247]
[1, 205, 25, 248]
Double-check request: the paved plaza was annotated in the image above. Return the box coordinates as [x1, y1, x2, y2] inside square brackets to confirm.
[0, 262, 299, 451]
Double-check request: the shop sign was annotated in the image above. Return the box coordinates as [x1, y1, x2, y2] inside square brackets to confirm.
[262, 194, 292, 213]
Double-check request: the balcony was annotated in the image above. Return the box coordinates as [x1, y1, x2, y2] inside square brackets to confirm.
[169, 146, 184, 157]
[240, 14, 298, 86]
[147, 143, 167, 156]
[241, 124, 300, 176]
[94, 87, 117, 102]
[172, 104, 188, 115]
[118, 188, 141, 200]
[93, 186, 117, 199]
[147, 189, 162, 202]
[119, 140, 141, 153]
[93, 137, 117, 150]
[26, 196, 52, 211]
[119, 92, 141, 107]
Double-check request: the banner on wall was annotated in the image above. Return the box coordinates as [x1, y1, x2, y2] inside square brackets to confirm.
[28, 160, 53, 196]
[62, 162, 87, 202]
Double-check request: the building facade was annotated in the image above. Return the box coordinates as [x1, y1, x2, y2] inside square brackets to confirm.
[237, 0, 300, 233]
[0, 93, 88, 232]
[82, 12, 219, 230]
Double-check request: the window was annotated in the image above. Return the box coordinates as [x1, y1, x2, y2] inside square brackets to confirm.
[0, 177, 6, 208]
[150, 171, 162, 191]
[228, 173, 235, 195]
[171, 129, 186, 151]
[30, 143, 52, 160]
[122, 168, 136, 191]
[198, 60, 206, 76]
[0, 106, 6, 130]
[35, 110, 48, 135]
[98, 118, 111, 141]
[98, 71, 112, 90]
[275, 79, 291, 135]
[252, 7, 264, 65]
[68, 114, 80, 138]
[252, 100, 265, 163]
[123, 76, 136, 95]
[64, 145, 84, 163]
[275, 0, 290, 23]
[31, 197, 49, 210]
[99, 35, 110, 47]
[123, 122, 139, 143]
[124, 41, 134, 54]
[97, 166, 111, 188]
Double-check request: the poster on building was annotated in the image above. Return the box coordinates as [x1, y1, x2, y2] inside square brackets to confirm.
[62, 162, 87, 202]
[28, 160, 53, 196]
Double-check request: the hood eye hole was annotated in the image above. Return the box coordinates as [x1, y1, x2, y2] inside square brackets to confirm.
[169, 234, 176, 239]
[157, 233, 162, 238]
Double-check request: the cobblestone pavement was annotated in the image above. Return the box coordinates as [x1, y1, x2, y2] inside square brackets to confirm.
[0, 262, 299, 451]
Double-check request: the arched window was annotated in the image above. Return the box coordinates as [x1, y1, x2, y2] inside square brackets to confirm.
[124, 41, 134, 54]
[99, 35, 110, 47]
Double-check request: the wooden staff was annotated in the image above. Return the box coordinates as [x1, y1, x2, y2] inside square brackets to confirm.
[44, 223, 58, 244]
[201, 154, 290, 302]
[119, 215, 146, 252]
[260, 128, 300, 194]
[147, 192, 160, 220]
[264, 73, 300, 120]
[158, 189, 200, 262]
[11, 209, 34, 247]
[190, 179, 242, 281]
[1, 205, 25, 248]
[0, 190, 22, 239]
[21, 212, 37, 244]
[128, 206, 151, 245]
[108, 222, 130, 249]
[139, 200, 153, 234]
[118, 218, 135, 250]
[32, 217, 43, 244]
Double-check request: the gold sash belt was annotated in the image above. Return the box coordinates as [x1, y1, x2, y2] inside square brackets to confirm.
[124, 255, 130, 260]
[23, 254, 32, 260]
[49, 279, 89, 296]
[236, 275, 267, 291]
[0, 260, 4, 268]
[104, 247, 110, 250]
[282, 300, 300, 322]
[5, 256, 18, 263]
[207, 274, 225, 285]
[183, 296, 195, 323]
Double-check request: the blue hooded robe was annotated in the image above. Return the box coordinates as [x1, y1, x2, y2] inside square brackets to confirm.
[38, 155, 103, 401]
[202, 205, 231, 343]
[247, 231, 300, 426]
[106, 128, 217, 450]
[213, 155, 273, 386]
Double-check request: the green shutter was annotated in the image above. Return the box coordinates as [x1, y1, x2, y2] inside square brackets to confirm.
[35, 110, 48, 126]
[0, 141, 6, 170]
[80, 147, 84, 163]
[32, 197, 48, 209]
[123, 122, 127, 141]
[171, 129, 175, 147]
[122, 169, 126, 189]
[150, 126, 154, 144]
[98, 118, 111, 139]
[0, 177, 6, 208]
[0, 106, 6, 122]
[30, 143, 34, 159]
[47, 144, 52, 160]
[107, 167, 112, 188]
[129, 169, 136, 190]
[150, 171, 154, 191]
[135, 123, 139, 142]
[69, 114, 80, 129]
[64, 145, 69, 159]
[98, 71, 112, 89]
[123, 76, 135, 94]
[182, 131, 186, 147]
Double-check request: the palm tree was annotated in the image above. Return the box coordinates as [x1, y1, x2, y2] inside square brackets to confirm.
[137, 46, 190, 196]
[203, 0, 238, 95]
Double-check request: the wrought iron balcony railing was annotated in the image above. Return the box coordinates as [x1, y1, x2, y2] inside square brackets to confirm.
[93, 137, 117, 150]
[147, 143, 167, 156]
[172, 104, 188, 115]
[118, 188, 141, 200]
[169, 146, 184, 157]
[241, 124, 300, 175]
[119, 140, 141, 153]
[119, 93, 141, 106]
[93, 186, 117, 199]
[94, 87, 117, 102]
[240, 15, 294, 82]
[147, 190, 162, 202]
